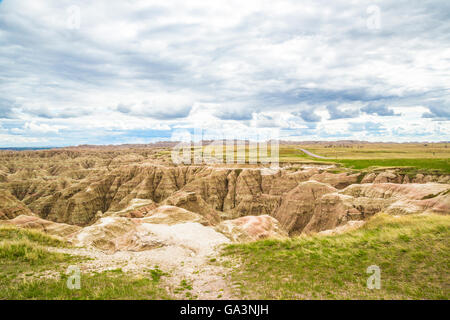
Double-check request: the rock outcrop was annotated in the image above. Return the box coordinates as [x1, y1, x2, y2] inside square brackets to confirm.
[272, 181, 336, 235]
[73, 217, 142, 252]
[303, 193, 364, 234]
[0, 147, 448, 241]
[105, 198, 158, 218]
[72, 215, 230, 254]
[358, 170, 450, 185]
[215, 215, 288, 242]
[318, 220, 366, 236]
[342, 183, 449, 200]
[0, 215, 81, 237]
[373, 171, 403, 184]
[310, 171, 361, 189]
[142, 205, 208, 225]
[0, 170, 7, 182]
[162, 191, 221, 225]
[303, 183, 450, 234]
[0, 190, 33, 220]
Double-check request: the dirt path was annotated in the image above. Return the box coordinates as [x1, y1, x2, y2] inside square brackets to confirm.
[50, 244, 237, 300]
[299, 148, 329, 159]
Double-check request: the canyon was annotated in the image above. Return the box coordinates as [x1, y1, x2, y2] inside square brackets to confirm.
[0, 146, 449, 298]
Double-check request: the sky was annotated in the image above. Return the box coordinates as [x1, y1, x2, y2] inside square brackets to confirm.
[0, 0, 449, 147]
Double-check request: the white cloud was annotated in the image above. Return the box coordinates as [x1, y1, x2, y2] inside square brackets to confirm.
[0, 133, 48, 145]
[11, 122, 66, 134]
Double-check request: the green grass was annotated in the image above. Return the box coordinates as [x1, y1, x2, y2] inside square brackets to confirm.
[0, 225, 171, 300]
[283, 154, 449, 174]
[277, 144, 450, 173]
[0, 225, 68, 248]
[326, 158, 450, 173]
[164, 144, 450, 173]
[148, 265, 169, 283]
[222, 213, 450, 300]
[1, 269, 171, 300]
[174, 279, 195, 299]
[0, 225, 70, 267]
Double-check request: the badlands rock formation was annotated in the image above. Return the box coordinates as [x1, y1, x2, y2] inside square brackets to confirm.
[215, 215, 288, 242]
[1, 215, 81, 237]
[0, 189, 33, 219]
[0, 148, 448, 251]
[273, 181, 337, 235]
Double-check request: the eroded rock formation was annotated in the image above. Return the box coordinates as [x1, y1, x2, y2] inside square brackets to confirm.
[215, 215, 288, 242]
[0, 148, 449, 249]
[0, 189, 33, 219]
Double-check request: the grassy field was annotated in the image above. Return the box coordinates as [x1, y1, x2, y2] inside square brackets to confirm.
[0, 226, 170, 300]
[279, 144, 450, 173]
[323, 158, 450, 173]
[221, 213, 450, 300]
[174, 143, 450, 173]
[298, 143, 450, 159]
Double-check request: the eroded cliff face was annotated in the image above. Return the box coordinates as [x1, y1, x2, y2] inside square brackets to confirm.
[0, 148, 449, 247]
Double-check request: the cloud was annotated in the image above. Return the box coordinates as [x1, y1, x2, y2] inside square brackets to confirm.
[11, 122, 66, 134]
[252, 113, 284, 128]
[327, 105, 359, 120]
[0, 134, 47, 145]
[214, 106, 253, 121]
[141, 104, 192, 120]
[115, 94, 194, 119]
[0, 0, 449, 145]
[391, 124, 435, 137]
[361, 104, 400, 116]
[295, 109, 321, 123]
[348, 121, 387, 135]
[421, 101, 450, 119]
[20, 106, 92, 119]
[0, 98, 16, 119]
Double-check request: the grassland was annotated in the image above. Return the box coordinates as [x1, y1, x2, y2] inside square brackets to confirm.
[177, 143, 450, 173]
[323, 158, 450, 173]
[279, 143, 450, 173]
[221, 213, 450, 300]
[298, 143, 450, 159]
[0, 226, 170, 300]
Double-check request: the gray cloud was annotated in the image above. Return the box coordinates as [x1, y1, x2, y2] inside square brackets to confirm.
[141, 106, 192, 120]
[297, 110, 321, 123]
[349, 121, 387, 135]
[21, 106, 92, 119]
[0, 98, 15, 119]
[214, 107, 253, 121]
[422, 101, 450, 119]
[116, 100, 193, 120]
[253, 113, 281, 128]
[361, 104, 400, 116]
[327, 105, 359, 120]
